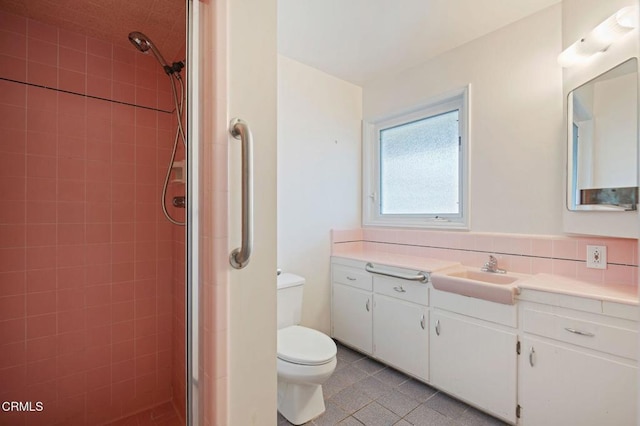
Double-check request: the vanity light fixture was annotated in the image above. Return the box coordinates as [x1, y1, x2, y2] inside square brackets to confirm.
[558, 5, 639, 68]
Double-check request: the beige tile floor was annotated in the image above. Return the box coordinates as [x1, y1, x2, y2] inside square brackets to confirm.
[278, 342, 509, 426]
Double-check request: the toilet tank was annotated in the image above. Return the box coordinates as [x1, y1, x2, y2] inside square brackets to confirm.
[277, 273, 305, 329]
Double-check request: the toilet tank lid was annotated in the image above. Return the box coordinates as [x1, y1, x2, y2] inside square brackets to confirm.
[277, 273, 305, 289]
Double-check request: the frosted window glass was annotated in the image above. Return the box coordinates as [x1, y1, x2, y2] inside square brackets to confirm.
[380, 110, 459, 215]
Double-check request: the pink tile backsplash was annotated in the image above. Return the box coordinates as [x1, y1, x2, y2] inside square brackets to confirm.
[0, 11, 186, 426]
[334, 228, 638, 287]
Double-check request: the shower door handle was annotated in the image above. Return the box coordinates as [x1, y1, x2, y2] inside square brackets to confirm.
[229, 118, 254, 269]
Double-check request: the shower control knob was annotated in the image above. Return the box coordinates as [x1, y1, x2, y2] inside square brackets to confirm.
[172, 196, 186, 208]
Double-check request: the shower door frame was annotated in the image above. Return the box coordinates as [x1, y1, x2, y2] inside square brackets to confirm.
[186, 0, 202, 424]
[185, 0, 279, 424]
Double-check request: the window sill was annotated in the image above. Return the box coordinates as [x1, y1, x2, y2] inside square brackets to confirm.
[362, 218, 469, 231]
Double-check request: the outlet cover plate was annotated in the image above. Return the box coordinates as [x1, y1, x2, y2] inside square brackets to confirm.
[586, 245, 607, 269]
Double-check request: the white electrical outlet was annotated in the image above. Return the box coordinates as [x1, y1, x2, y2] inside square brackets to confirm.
[586, 245, 607, 269]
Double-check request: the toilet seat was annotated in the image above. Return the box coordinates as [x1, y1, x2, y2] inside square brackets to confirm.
[277, 326, 337, 366]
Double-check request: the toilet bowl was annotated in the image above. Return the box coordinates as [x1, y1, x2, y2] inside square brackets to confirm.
[277, 325, 337, 425]
[276, 273, 337, 425]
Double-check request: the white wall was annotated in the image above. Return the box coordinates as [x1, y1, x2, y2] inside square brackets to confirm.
[277, 55, 362, 334]
[363, 5, 564, 235]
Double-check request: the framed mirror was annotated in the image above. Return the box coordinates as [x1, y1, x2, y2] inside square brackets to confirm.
[567, 58, 638, 211]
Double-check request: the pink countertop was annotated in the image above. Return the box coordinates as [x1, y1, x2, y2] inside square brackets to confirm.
[518, 273, 638, 306]
[332, 249, 638, 306]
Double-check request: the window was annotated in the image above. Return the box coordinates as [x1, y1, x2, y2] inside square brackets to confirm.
[363, 87, 469, 229]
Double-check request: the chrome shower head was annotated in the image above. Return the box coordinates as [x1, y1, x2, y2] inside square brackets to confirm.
[128, 31, 151, 53]
[128, 31, 175, 74]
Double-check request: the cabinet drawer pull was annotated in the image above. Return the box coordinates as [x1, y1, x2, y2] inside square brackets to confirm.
[564, 327, 595, 337]
[435, 319, 440, 336]
[346, 276, 356, 281]
[365, 299, 370, 312]
[393, 286, 406, 293]
[420, 314, 425, 330]
[529, 346, 535, 367]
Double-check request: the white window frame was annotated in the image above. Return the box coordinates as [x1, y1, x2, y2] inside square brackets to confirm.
[362, 86, 470, 229]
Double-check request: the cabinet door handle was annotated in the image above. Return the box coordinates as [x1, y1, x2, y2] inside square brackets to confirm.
[435, 319, 440, 336]
[393, 286, 406, 293]
[346, 276, 356, 281]
[529, 346, 535, 367]
[420, 314, 426, 330]
[365, 299, 370, 312]
[564, 327, 595, 337]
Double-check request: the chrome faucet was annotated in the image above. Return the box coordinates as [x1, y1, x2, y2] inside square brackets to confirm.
[481, 255, 506, 274]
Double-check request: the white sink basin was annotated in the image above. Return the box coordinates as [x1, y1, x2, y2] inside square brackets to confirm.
[431, 267, 528, 304]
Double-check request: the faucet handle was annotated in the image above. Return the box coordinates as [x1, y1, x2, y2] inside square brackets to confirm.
[483, 255, 507, 274]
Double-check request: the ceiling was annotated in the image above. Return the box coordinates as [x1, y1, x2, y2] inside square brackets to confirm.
[278, 0, 561, 85]
[0, 0, 185, 60]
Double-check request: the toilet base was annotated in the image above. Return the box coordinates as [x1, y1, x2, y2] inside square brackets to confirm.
[277, 380, 326, 425]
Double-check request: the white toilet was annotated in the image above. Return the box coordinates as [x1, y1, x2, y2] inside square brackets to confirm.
[277, 273, 337, 425]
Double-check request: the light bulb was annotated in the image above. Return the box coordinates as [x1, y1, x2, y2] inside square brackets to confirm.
[615, 5, 639, 29]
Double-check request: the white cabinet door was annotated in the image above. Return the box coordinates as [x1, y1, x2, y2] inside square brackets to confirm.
[373, 294, 428, 381]
[332, 283, 373, 354]
[519, 337, 637, 426]
[430, 310, 517, 423]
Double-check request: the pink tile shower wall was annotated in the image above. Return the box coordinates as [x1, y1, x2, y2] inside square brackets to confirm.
[0, 12, 184, 426]
[167, 33, 187, 423]
[332, 228, 638, 287]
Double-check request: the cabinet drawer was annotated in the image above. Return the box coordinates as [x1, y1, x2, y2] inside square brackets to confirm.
[332, 265, 372, 291]
[374, 276, 428, 306]
[522, 308, 637, 360]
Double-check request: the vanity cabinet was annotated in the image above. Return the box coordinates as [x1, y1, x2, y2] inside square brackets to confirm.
[331, 264, 373, 354]
[518, 337, 636, 426]
[372, 276, 429, 381]
[430, 290, 518, 424]
[330, 257, 638, 426]
[331, 260, 429, 378]
[517, 291, 638, 426]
